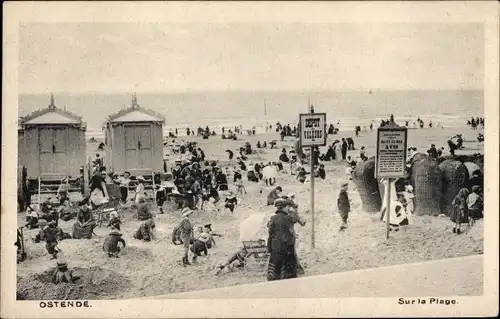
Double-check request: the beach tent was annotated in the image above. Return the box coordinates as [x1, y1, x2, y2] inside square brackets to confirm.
[19, 94, 86, 181]
[464, 162, 481, 177]
[103, 94, 165, 176]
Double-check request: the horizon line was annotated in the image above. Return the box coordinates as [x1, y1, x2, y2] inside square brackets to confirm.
[19, 88, 484, 95]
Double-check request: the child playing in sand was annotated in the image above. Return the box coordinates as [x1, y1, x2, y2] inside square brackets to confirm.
[41, 221, 63, 259]
[203, 224, 222, 249]
[337, 182, 351, 231]
[133, 218, 156, 242]
[190, 232, 210, 262]
[103, 228, 126, 257]
[224, 191, 238, 213]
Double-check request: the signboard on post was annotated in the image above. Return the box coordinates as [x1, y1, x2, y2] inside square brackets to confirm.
[375, 126, 408, 179]
[375, 124, 408, 240]
[299, 110, 326, 250]
[299, 113, 327, 147]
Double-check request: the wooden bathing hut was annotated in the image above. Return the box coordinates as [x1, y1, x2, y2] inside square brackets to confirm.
[18, 94, 87, 194]
[103, 94, 165, 179]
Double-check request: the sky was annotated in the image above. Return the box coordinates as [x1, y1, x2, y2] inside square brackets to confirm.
[18, 23, 484, 94]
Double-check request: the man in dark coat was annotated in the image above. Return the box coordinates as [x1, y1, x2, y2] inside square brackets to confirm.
[427, 144, 438, 159]
[267, 198, 298, 281]
[341, 138, 348, 160]
[337, 182, 351, 230]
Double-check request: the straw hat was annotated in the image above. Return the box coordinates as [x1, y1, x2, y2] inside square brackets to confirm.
[181, 207, 193, 218]
[137, 176, 145, 181]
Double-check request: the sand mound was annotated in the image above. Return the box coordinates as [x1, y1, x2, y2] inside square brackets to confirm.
[17, 266, 132, 300]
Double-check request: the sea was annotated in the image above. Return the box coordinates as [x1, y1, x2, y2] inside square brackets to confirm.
[18, 90, 483, 139]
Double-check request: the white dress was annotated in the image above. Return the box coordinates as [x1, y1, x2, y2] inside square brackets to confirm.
[335, 145, 342, 162]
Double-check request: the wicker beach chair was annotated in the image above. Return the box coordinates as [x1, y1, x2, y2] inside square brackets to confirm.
[439, 159, 469, 216]
[352, 157, 382, 213]
[241, 240, 269, 270]
[410, 155, 443, 216]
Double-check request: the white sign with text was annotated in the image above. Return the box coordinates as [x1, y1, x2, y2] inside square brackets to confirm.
[299, 113, 327, 147]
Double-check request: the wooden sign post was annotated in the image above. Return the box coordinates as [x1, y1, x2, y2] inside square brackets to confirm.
[299, 107, 326, 249]
[375, 123, 408, 239]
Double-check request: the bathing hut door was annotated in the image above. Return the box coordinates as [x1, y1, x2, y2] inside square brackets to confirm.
[124, 124, 152, 169]
[136, 124, 152, 169]
[39, 127, 68, 175]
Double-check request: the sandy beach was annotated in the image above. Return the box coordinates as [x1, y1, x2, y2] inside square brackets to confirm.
[16, 125, 484, 300]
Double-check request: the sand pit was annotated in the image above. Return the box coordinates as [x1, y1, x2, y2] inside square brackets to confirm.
[17, 126, 484, 299]
[17, 266, 133, 300]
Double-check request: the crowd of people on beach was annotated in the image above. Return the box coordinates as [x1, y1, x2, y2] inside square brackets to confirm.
[17, 113, 485, 287]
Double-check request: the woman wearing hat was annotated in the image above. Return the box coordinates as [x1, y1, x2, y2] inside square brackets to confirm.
[172, 207, 195, 266]
[266, 198, 298, 281]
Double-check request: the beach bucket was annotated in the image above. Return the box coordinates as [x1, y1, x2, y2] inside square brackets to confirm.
[410, 155, 443, 216]
[438, 159, 469, 216]
[352, 157, 382, 213]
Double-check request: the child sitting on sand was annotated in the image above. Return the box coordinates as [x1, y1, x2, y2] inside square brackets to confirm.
[203, 224, 222, 249]
[190, 232, 210, 262]
[133, 219, 156, 242]
[103, 228, 126, 258]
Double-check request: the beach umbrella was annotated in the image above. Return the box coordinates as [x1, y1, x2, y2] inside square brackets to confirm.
[262, 165, 278, 181]
[239, 213, 271, 242]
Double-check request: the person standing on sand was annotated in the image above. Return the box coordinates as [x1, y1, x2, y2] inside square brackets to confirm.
[267, 198, 298, 281]
[451, 188, 469, 235]
[341, 138, 348, 160]
[118, 171, 131, 203]
[337, 182, 351, 231]
[282, 197, 306, 276]
[172, 208, 195, 266]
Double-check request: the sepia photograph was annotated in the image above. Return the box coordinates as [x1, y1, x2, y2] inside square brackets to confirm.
[2, 1, 499, 318]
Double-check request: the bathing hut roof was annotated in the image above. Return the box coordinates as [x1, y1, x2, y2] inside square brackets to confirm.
[106, 93, 165, 124]
[380, 122, 403, 129]
[20, 94, 84, 126]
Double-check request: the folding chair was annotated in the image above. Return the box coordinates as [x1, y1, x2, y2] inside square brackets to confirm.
[242, 240, 269, 270]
